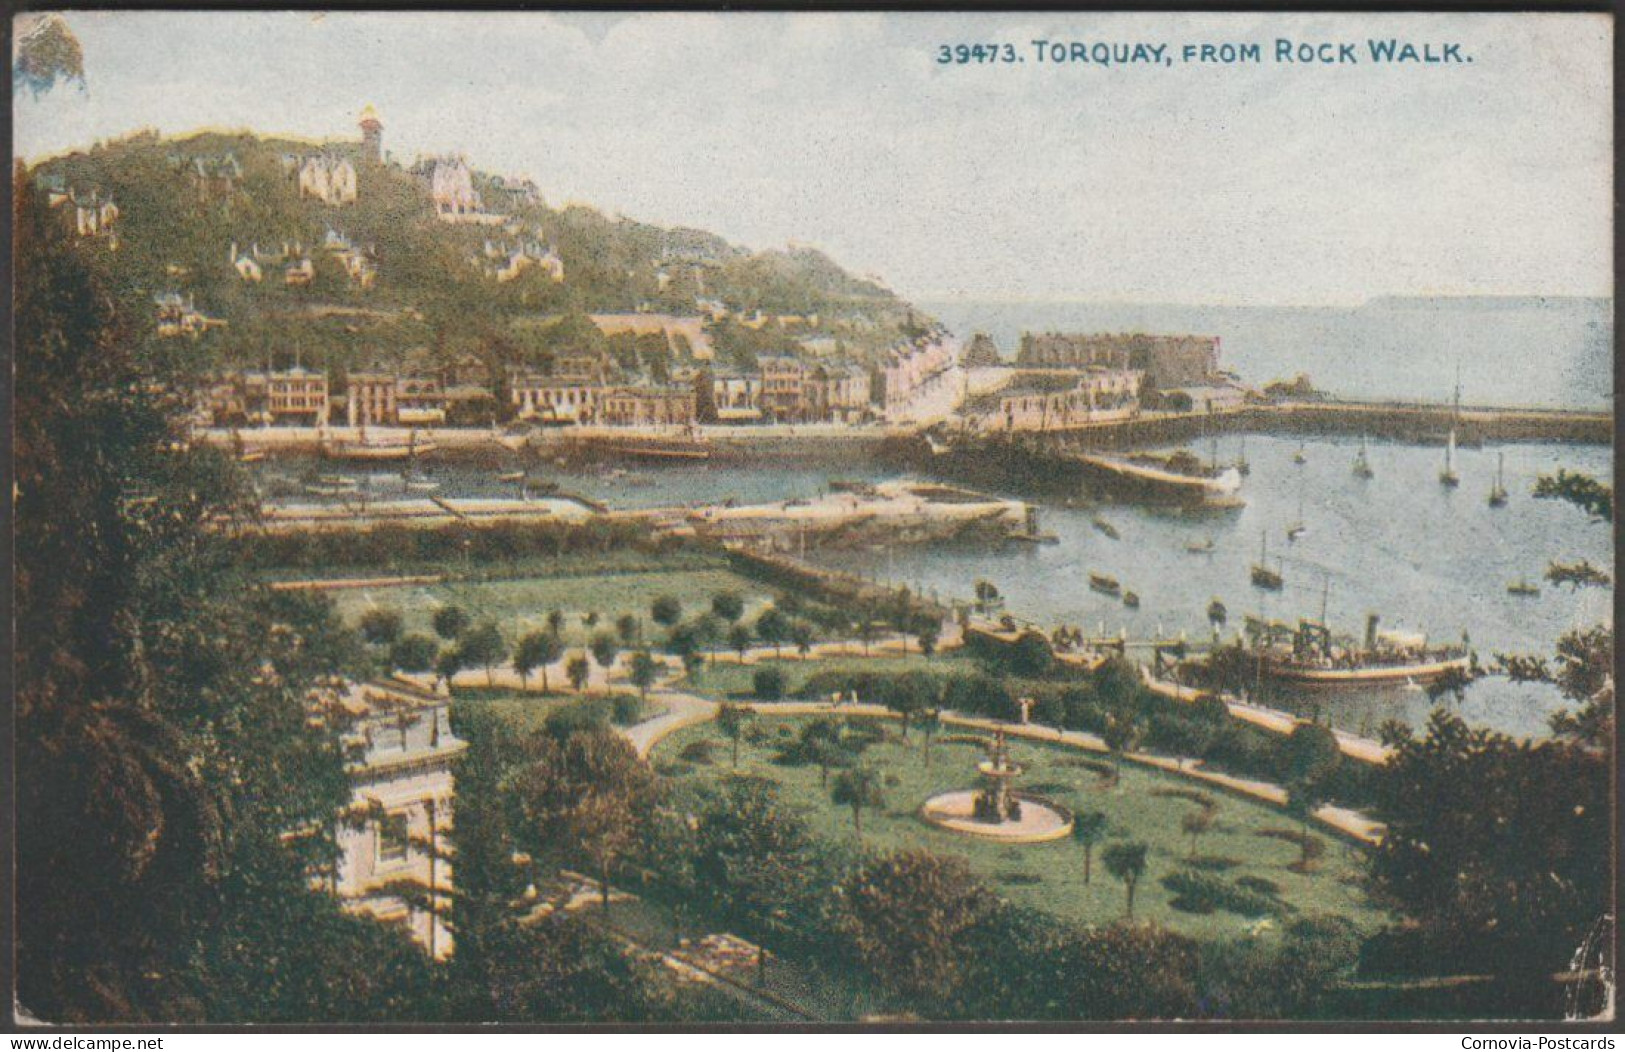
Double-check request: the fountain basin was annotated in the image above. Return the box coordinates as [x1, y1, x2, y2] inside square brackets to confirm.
[919, 790, 1075, 843]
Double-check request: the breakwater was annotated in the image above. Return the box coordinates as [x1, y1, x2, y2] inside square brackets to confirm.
[990, 400, 1610, 450]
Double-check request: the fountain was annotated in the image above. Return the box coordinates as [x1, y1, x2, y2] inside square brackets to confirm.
[920, 728, 1074, 843]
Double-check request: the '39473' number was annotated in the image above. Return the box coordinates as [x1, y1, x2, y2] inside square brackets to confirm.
[936, 43, 1020, 64]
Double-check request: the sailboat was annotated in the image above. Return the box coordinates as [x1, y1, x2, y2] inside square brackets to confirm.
[1292, 442, 1307, 465]
[1488, 452, 1509, 508]
[1352, 436, 1374, 480]
[1439, 429, 1460, 488]
[1286, 461, 1307, 542]
[1234, 436, 1250, 476]
[1250, 530, 1284, 591]
[1439, 367, 1462, 487]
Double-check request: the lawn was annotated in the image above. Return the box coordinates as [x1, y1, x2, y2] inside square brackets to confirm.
[678, 654, 977, 698]
[653, 716, 1392, 941]
[332, 565, 782, 647]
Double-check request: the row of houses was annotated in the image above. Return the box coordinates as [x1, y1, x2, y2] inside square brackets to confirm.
[874, 332, 959, 416]
[961, 367, 1144, 433]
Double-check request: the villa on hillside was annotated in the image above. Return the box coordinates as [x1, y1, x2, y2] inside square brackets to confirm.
[295, 154, 359, 207]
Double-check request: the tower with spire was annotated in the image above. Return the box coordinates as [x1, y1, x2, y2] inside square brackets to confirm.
[359, 105, 383, 165]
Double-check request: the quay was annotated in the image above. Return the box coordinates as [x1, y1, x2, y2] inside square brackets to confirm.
[198, 397, 1607, 469]
[244, 480, 1036, 548]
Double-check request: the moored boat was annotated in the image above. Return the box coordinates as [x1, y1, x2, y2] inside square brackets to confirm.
[1488, 452, 1509, 508]
[1091, 516, 1121, 540]
[1088, 573, 1121, 597]
[1250, 530, 1284, 591]
[1241, 614, 1471, 690]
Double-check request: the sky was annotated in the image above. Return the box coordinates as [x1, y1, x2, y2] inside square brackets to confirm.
[12, 11, 1614, 306]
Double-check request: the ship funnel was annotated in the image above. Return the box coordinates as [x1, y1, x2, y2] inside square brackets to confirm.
[1365, 613, 1380, 650]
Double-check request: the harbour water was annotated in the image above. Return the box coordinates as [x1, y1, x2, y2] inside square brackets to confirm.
[804, 436, 1614, 741]
[251, 436, 1612, 740]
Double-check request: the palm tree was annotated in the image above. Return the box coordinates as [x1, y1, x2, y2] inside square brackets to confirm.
[1181, 808, 1214, 860]
[1072, 810, 1108, 884]
[1102, 841, 1149, 918]
[911, 708, 942, 768]
[831, 766, 884, 839]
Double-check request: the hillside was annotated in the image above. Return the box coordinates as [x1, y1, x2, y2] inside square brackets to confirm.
[26, 126, 922, 380]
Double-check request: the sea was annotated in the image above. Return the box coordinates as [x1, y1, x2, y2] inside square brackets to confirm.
[918, 297, 1614, 411]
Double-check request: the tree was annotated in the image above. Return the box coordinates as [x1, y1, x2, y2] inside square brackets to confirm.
[436, 646, 466, 691]
[589, 632, 619, 673]
[15, 179, 395, 1021]
[855, 618, 878, 656]
[836, 850, 997, 1002]
[1545, 558, 1612, 591]
[460, 621, 506, 688]
[755, 607, 788, 658]
[1102, 842, 1149, 918]
[1371, 709, 1610, 982]
[727, 623, 754, 662]
[1532, 468, 1612, 522]
[629, 651, 659, 701]
[911, 708, 942, 768]
[973, 579, 1000, 614]
[1181, 808, 1215, 860]
[799, 718, 846, 787]
[566, 655, 591, 693]
[547, 610, 565, 637]
[359, 608, 404, 646]
[514, 631, 563, 693]
[710, 591, 744, 624]
[511, 727, 656, 914]
[790, 620, 815, 660]
[887, 670, 938, 738]
[831, 766, 885, 839]
[688, 779, 828, 949]
[916, 619, 940, 659]
[616, 613, 641, 647]
[1101, 713, 1144, 784]
[716, 704, 752, 768]
[651, 595, 682, 628]
[432, 605, 471, 641]
[390, 633, 439, 674]
[1072, 811, 1108, 884]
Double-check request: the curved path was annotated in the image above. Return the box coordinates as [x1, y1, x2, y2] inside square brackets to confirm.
[624, 695, 1386, 846]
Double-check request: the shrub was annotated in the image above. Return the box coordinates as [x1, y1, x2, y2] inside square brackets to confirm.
[1161, 869, 1284, 918]
[611, 694, 643, 726]
[1235, 875, 1282, 897]
[752, 666, 786, 700]
[678, 740, 715, 765]
[1256, 827, 1325, 862]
